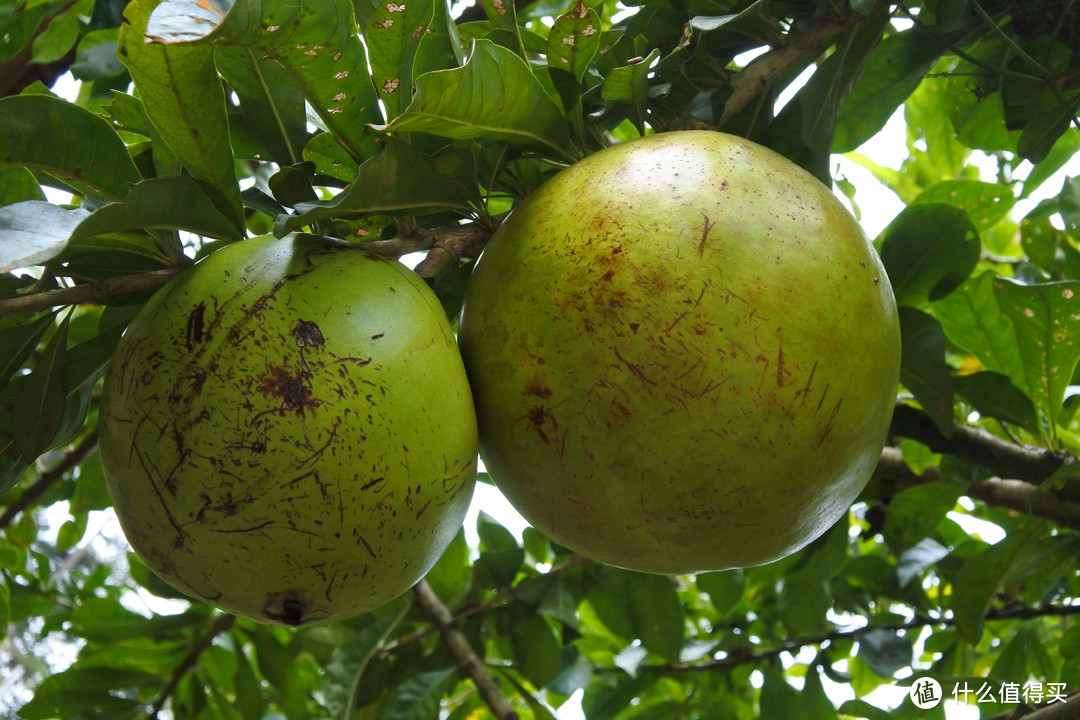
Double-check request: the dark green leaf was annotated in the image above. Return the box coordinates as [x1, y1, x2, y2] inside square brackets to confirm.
[322, 597, 411, 720]
[146, 0, 382, 163]
[952, 521, 1044, 644]
[800, 665, 839, 720]
[19, 667, 158, 720]
[12, 311, 69, 458]
[0, 312, 55, 387]
[879, 203, 980, 306]
[600, 49, 661, 137]
[0, 93, 142, 200]
[215, 45, 308, 166]
[380, 39, 574, 160]
[898, 307, 954, 437]
[509, 605, 562, 688]
[838, 698, 893, 720]
[696, 569, 745, 618]
[834, 27, 943, 152]
[119, 0, 244, 229]
[882, 481, 965, 553]
[0, 164, 46, 205]
[377, 667, 456, 720]
[276, 138, 473, 234]
[760, 662, 799, 717]
[1016, 95, 1080, 163]
[953, 371, 1038, 431]
[71, 176, 242, 243]
[588, 568, 684, 662]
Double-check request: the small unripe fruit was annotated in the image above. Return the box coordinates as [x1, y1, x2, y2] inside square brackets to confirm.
[459, 131, 900, 573]
[100, 234, 477, 624]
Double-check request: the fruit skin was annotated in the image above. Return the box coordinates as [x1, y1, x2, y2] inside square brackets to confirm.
[459, 131, 900, 574]
[99, 234, 477, 625]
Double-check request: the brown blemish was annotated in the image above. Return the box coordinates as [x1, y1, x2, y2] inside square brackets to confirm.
[293, 320, 324, 347]
[186, 301, 206, 350]
[258, 366, 320, 415]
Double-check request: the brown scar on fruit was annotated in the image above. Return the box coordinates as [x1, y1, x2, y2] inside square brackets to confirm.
[697, 213, 716, 257]
[186, 301, 206, 350]
[293, 320, 324, 347]
[820, 398, 843, 443]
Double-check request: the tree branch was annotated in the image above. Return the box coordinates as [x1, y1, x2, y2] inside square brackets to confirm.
[0, 267, 187, 320]
[147, 614, 236, 719]
[412, 213, 507, 281]
[874, 446, 1080, 531]
[984, 692, 1080, 720]
[889, 403, 1071, 484]
[413, 580, 520, 720]
[0, 431, 98, 529]
[717, 12, 863, 128]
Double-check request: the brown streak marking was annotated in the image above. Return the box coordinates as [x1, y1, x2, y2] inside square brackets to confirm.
[612, 346, 657, 386]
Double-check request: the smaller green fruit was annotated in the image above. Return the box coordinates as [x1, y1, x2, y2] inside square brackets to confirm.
[99, 234, 477, 625]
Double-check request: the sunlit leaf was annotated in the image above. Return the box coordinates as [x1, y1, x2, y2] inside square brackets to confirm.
[0, 93, 142, 200]
[879, 203, 980, 306]
[380, 39, 574, 160]
[993, 278, 1080, 443]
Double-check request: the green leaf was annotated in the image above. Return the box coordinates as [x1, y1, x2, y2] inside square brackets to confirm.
[322, 597, 411, 720]
[912, 180, 1015, 233]
[1016, 95, 1080, 163]
[932, 272, 1024, 384]
[953, 371, 1038, 431]
[696, 569, 745, 618]
[0, 312, 55, 387]
[539, 574, 579, 629]
[952, 521, 1044, 644]
[1020, 128, 1080, 199]
[882, 481, 965, 553]
[118, 0, 244, 229]
[71, 176, 242, 243]
[857, 628, 913, 677]
[365, 0, 435, 119]
[993, 278, 1080, 443]
[760, 662, 799, 717]
[276, 138, 473, 234]
[0, 201, 91, 272]
[0, 164, 46, 205]
[18, 667, 159, 720]
[12, 311, 69, 459]
[423, 528, 470, 605]
[600, 48, 661, 137]
[834, 27, 944, 152]
[0, 93, 142, 200]
[214, 45, 309, 166]
[547, 1, 602, 83]
[838, 698, 893, 720]
[146, 0, 382, 162]
[879, 203, 980, 307]
[69, 597, 207, 642]
[898, 307, 954, 437]
[896, 538, 950, 588]
[380, 39, 574, 160]
[588, 568, 684, 662]
[509, 605, 563, 688]
[377, 668, 456, 720]
[800, 665, 839, 719]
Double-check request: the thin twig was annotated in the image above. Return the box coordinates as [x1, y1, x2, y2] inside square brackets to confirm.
[412, 580, 520, 720]
[0, 431, 99, 529]
[605, 603, 1080, 675]
[147, 614, 237, 719]
[386, 555, 588, 655]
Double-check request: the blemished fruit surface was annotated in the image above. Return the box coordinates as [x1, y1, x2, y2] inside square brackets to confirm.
[459, 131, 900, 574]
[99, 234, 477, 625]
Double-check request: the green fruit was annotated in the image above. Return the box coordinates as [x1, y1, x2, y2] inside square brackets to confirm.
[459, 131, 900, 574]
[99, 234, 477, 625]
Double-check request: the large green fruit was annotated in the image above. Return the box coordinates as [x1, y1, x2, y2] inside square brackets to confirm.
[459, 131, 900, 574]
[99, 234, 477, 625]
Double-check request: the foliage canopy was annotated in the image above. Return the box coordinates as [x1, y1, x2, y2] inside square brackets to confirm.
[1, 0, 1080, 718]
